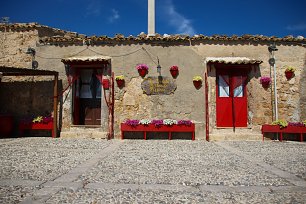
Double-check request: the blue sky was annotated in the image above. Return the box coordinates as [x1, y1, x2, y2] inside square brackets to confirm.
[1, 0, 306, 37]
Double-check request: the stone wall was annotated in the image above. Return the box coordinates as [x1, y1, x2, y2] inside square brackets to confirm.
[0, 26, 305, 139]
[0, 30, 38, 68]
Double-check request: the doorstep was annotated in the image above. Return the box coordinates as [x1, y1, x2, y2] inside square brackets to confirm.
[60, 126, 108, 139]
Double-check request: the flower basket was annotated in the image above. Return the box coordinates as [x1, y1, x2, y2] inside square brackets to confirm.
[115, 75, 125, 87]
[138, 69, 147, 77]
[193, 76, 203, 89]
[285, 71, 294, 80]
[260, 76, 271, 88]
[284, 66, 295, 80]
[170, 65, 179, 78]
[136, 64, 149, 78]
[116, 79, 124, 87]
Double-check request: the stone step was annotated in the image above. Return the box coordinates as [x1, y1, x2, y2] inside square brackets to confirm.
[209, 133, 262, 141]
[60, 127, 108, 139]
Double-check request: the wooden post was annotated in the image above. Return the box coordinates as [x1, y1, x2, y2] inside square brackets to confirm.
[53, 73, 58, 138]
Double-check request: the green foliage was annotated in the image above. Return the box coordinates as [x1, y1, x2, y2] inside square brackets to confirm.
[193, 76, 203, 81]
[115, 75, 124, 80]
[303, 120, 306, 126]
[272, 119, 288, 129]
[285, 66, 296, 72]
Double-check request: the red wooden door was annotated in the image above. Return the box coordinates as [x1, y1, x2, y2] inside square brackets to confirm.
[73, 69, 102, 125]
[216, 68, 248, 127]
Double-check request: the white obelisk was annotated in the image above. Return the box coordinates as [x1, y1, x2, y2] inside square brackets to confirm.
[148, 0, 155, 36]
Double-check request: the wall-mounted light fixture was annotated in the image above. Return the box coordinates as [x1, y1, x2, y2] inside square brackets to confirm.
[157, 57, 161, 76]
[26, 47, 38, 69]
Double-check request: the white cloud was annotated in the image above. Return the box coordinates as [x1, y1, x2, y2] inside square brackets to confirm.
[162, 0, 196, 36]
[108, 9, 120, 23]
[86, 0, 102, 17]
[286, 23, 306, 31]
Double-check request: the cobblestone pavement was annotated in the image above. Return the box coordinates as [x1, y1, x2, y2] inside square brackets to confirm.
[0, 138, 305, 203]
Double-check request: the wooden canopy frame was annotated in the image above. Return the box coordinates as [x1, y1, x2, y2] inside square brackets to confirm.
[0, 66, 59, 137]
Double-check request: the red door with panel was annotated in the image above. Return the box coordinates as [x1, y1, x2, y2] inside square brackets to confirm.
[216, 68, 248, 128]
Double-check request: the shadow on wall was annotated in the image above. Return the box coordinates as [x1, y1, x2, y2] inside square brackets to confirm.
[0, 80, 63, 136]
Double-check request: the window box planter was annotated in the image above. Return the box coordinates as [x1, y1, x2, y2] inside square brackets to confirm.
[261, 124, 306, 142]
[121, 123, 195, 140]
[19, 121, 55, 137]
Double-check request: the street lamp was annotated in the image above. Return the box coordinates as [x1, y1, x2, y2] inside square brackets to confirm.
[268, 43, 278, 122]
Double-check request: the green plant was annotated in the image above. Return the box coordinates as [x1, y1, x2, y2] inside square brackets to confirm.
[272, 119, 288, 129]
[193, 76, 203, 81]
[285, 66, 296, 73]
[115, 75, 124, 80]
[303, 120, 306, 126]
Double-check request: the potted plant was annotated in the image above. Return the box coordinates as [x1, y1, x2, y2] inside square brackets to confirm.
[136, 64, 149, 77]
[115, 75, 125, 87]
[193, 75, 203, 89]
[169, 65, 179, 78]
[284, 66, 295, 80]
[260, 76, 271, 88]
[272, 119, 288, 129]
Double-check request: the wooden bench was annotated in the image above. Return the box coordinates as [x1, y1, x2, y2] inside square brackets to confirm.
[19, 122, 55, 138]
[261, 124, 306, 142]
[121, 123, 195, 140]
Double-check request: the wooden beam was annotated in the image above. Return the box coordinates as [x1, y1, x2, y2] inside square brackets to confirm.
[53, 73, 58, 138]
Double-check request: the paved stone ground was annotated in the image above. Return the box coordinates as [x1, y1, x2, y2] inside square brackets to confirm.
[0, 138, 305, 203]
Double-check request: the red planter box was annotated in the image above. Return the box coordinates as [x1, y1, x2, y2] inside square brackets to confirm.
[19, 122, 55, 137]
[261, 124, 306, 142]
[121, 123, 195, 140]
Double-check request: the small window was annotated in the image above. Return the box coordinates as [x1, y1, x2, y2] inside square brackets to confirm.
[218, 75, 229, 97]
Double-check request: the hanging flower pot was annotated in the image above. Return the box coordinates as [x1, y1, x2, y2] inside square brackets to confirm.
[138, 69, 147, 77]
[193, 76, 203, 89]
[170, 65, 179, 78]
[284, 66, 295, 80]
[115, 75, 125, 87]
[136, 64, 149, 78]
[260, 76, 271, 88]
[285, 71, 294, 80]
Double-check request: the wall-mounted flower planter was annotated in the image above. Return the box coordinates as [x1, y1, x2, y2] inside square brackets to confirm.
[136, 64, 149, 78]
[102, 79, 110, 89]
[193, 76, 203, 89]
[116, 79, 125, 87]
[138, 69, 147, 77]
[170, 69, 179, 78]
[193, 80, 202, 89]
[285, 71, 294, 80]
[169, 65, 179, 78]
[115, 75, 125, 87]
[260, 76, 271, 88]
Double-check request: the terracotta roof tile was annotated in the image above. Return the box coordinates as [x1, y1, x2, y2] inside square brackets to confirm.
[205, 57, 263, 64]
[1, 23, 305, 45]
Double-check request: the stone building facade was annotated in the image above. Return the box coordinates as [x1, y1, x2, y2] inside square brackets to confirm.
[0, 23, 305, 140]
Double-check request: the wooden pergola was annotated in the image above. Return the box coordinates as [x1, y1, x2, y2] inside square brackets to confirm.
[0, 66, 59, 137]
